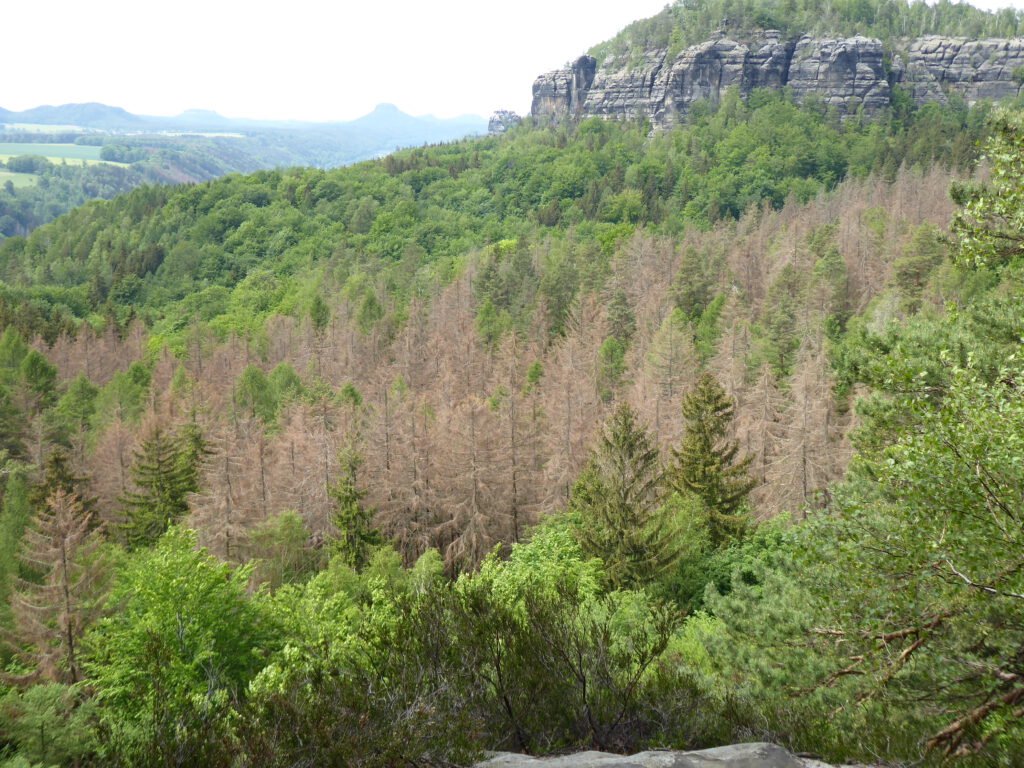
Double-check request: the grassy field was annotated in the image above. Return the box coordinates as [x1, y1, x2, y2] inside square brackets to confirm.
[0, 155, 125, 167]
[0, 142, 129, 167]
[0, 142, 102, 161]
[0, 170, 38, 188]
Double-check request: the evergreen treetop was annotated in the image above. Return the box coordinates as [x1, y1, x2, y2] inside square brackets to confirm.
[119, 425, 207, 549]
[669, 372, 755, 546]
[571, 403, 680, 589]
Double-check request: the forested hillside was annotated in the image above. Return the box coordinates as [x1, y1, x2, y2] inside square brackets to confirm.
[0, 104, 486, 240]
[0, 90, 989, 336]
[1, 2, 1024, 764]
[589, 0, 1024, 63]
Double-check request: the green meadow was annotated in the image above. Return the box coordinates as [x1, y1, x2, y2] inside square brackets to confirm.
[0, 142, 126, 166]
[0, 170, 37, 187]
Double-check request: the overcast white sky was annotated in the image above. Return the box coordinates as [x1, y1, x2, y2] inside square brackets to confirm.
[7, 0, 1024, 122]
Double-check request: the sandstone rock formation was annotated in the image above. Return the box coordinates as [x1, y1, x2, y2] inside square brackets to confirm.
[898, 35, 1024, 105]
[476, 742, 863, 768]
[531, 56, 598, 122]
[531, 33, 1024, 127]
[489, 111, 523, 134]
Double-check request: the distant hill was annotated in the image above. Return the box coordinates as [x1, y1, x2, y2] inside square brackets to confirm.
[321, 104, 488, 160]
[344, 103, 484, 142]
[0, 102, 145, 129]
[0, 102, 487, 144]
[0, 101, 487, 238]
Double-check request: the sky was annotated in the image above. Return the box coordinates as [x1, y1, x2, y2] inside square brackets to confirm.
[7, 0, 1024, 123]
[5, 0, 668, 122]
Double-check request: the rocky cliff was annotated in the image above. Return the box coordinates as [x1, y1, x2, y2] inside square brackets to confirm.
[531, 33, 1024, 127]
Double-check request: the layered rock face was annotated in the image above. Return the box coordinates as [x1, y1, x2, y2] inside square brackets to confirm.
[531, 55, 598, 122]
[476, 742, 870, 768]
[898, 36, 1024, 105]
[787, 35, 891, 113]
[531, 33, 1024, 127]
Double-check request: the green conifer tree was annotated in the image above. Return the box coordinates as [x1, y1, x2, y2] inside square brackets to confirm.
[51, 373, 99, 450]
[309, 293, 330, 337]
[0, 327, 28, 383]
[669, 373, 755, 546]
[119, 426, 206, 549]
[596, 337, 627, 403]
[0, 385, 27, 459]
[606, 288, 636, 344]
[328, 446, 382, 570]
[0, 471, 31, 630]
[327, 383, 381, 569]
[571, 403, 679, 589]
[16, 350, 57, 416]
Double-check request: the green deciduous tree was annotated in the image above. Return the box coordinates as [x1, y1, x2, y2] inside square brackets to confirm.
[234, 365, 277, 424]
[356, 289, 384, 334]
[268, 362, 304, 405]
[476, 297, 505, 348]
[91, 363, 149, 430]
[249, 510, 318, 589]
[86, 527, 278, 768]
[951, 108, 1024, 270]
[0, 328, 28, 381]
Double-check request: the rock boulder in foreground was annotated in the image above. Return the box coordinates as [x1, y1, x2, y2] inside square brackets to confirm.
[476, 742, 869, 768]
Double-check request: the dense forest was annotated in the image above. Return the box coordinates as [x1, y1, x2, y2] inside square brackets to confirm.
[2, 3, 1024, 764]
[0, 88, 992, 337]
[0, 138, 291, 242]
[0, 106, 486, 242]
[0, 160, 146, 240]
[589, 0, 1024, 64]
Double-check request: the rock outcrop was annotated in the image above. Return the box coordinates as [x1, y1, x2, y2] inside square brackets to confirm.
[898, 35, 1024, 105]
[531, 33, 1024, 127]
[787, 35, 890, 114]
[531, 56, 598, 122]
[476, 742, 866, 768]
[489, 110, 523, 134]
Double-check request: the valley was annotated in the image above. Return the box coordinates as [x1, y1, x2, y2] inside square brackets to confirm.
[0, 103, 487, 240]
[1, 1, 1023, 766]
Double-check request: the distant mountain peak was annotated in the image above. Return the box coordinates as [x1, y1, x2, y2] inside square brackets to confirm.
[0, 102, 143, 128]
[176, 109, 224, 119]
